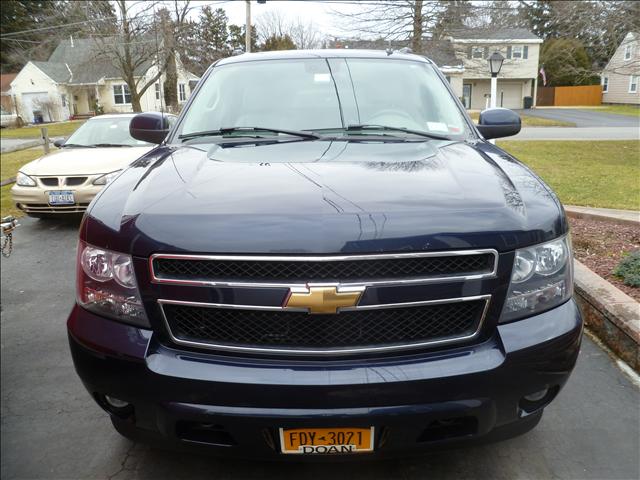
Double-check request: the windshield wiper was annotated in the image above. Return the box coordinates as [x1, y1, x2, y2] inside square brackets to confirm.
[62, 143, 95, 148]
[178, 127, 321, 141]
[345, 124, 450, 140]
[91, 143, 133, 148]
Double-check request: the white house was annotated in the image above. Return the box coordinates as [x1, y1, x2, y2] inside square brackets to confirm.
[10, 38, 200, 123]
[445, 28, 543, 110]
[331, 28, 543, 110]
[601, 32, 640, 105]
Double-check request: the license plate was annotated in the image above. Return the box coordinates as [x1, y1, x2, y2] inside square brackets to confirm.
[48, 190, 75, 205]
[279, 427, 374, 454]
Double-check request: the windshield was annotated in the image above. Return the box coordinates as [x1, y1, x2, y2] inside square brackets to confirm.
[176, 57, 469, 140]
[66, 116, 151, 147]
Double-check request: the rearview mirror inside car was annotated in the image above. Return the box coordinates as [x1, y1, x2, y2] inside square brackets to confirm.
[129, 112, 172, 144]
[476, 108, 521, 140]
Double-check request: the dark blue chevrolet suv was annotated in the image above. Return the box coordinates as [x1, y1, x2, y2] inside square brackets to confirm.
[68, 50, 582, 458]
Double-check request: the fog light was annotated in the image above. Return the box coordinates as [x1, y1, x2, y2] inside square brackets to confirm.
[524, 389, 548, 402]
[104, 395, 129, 409]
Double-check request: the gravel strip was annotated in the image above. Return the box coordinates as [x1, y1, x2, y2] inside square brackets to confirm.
[569, 216, 640, 301]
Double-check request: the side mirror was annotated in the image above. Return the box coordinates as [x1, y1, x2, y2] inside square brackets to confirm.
[53, 139, 65, 148]
[129, 112, 171, 144]
[476, 108, 521, 140]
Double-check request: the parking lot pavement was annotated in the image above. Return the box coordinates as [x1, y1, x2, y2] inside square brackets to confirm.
[2, 217, 639, 480]
[519, 108, 640, 128]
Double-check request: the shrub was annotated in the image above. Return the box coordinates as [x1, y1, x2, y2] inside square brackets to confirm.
[613, 250, 640, 287]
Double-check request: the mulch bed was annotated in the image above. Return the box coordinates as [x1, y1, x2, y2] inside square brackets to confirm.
[569, 216, 640, 301]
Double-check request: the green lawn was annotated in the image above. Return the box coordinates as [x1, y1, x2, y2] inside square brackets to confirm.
[499, 140, 640, 210]
[1, 147, 44, 218]
[469, 111, 575, 127]
[0, 120, 84, 139]
[593, 105, 640, 117]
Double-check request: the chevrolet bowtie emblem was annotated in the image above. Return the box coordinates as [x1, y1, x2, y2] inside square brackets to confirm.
[284, 285, 365, 314]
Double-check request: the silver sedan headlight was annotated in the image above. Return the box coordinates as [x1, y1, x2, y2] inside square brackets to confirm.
[93, 170, 122, 186]
[501, 236, 573, 323]
[16, 171, 36, 187]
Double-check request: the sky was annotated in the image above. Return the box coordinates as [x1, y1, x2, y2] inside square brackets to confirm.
[188, 0, 359, 38]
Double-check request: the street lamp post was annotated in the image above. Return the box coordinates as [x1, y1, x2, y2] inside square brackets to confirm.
[488, 51, 505, 109]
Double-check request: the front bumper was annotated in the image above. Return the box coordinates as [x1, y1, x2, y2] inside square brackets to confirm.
[68, 300, 582, 459]
[11, 183, 102, 214]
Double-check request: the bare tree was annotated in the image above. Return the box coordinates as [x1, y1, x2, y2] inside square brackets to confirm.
[90, 0, 192, 112]
[331, 0, 443, 52]
[256, 9, 323, 50]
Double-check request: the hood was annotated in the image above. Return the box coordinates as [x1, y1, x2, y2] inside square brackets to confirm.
[19, 146, 153, 176]
[85, 139, 566, 256]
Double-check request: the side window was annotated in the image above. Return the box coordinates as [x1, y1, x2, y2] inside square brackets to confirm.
[602, 76, 609, 93]
[471, 46, 484, 59]
[178, 84, 186, 102]
[624, 44, 632, 60]
[155, 83, 161, 100]
[629, 75, 639, 93]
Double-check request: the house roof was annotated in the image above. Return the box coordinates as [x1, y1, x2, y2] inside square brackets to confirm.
[0, 73, 17, 93]
[34, 38, 153, 85]
[326, 38, 462, 68]
[448, 28, 540, 41]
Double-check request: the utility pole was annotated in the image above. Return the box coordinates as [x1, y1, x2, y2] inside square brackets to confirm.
[245, 0, 251, 53]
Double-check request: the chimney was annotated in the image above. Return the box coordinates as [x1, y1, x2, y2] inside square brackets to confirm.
[70, 35, 74, 48]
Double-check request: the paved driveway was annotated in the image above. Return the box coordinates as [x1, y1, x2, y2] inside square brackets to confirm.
[1, 218, 639, 480]
[519, 108, 640, 127]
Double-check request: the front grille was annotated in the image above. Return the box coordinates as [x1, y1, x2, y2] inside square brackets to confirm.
[39, 177, 59, 187]
[162, 300, 486, 354]
[18, 203, 90, 213]
[65, 176, 87, 186]
[153, 252, 495, 284]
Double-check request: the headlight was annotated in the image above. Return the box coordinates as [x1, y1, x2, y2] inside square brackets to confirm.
[501, 236, 573, 323]
[16, 172, 36, 187]
[76, 240, 149, 327]
[93, 170, 122, 185]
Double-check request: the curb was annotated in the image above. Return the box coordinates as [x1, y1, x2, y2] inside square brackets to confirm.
[0, 177, 16, 187]
[566, 205, 639, 226]
[573, 259, 640, 372]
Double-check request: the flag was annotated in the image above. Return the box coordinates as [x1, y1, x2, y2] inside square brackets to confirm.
[539, 65, 547, 86]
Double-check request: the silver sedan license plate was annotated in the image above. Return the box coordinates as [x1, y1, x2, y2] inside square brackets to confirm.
[48, 190, 75, 205]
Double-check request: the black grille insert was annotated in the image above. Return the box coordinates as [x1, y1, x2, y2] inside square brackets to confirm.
[153, 253, 494, 284]
[162, 300, 486, 352]
[65, 176, 87, 186]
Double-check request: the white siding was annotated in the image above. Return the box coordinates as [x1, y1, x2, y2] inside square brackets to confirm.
[601, 33, 640, 105]
[10, 62, 65, 122]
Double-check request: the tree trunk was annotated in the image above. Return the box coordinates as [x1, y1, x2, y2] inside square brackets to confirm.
[161, 13, 178, 111]
[412, 0, 423, 53]
[131, 92, 142, 112]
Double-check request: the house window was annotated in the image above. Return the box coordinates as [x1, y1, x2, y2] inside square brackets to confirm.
[155, 83, 161, 101]
[602, 76, 609, 93]
[178, 83, 186, 102]
[113, 84, 131, 105]
[512, 46, 523, 59]
[61, 94, 67, 107]
[471, 46, 484, 59]
[629, 75, 639, 93]
[624, 44, 632, 60]
[445, 76, 451, 83]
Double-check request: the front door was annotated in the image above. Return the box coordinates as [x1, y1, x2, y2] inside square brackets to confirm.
[462, 84, 472, 109]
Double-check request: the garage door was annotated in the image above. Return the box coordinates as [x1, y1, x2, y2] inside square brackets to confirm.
[21, 92, 51, 123]
[499, 83, 523, 109]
